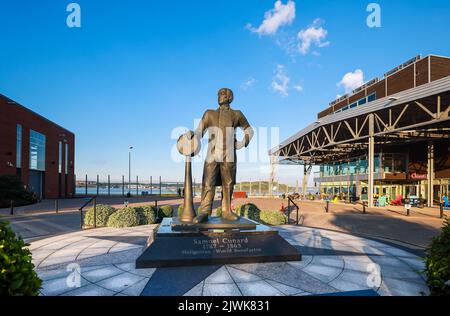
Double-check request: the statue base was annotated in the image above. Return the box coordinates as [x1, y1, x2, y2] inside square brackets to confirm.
[135, 217, 301, 269]
[171, 216, 257, 231]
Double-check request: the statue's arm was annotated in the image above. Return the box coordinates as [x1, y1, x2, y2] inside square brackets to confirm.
[193, 110, 209, 139]
[237, 111, 254, 148]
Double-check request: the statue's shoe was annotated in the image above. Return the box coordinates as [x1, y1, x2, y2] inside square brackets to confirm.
[193, 213, 209, 224]
[222, 211, 239, 221]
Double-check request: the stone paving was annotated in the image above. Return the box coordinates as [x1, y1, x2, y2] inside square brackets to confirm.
[30, 224, 429, 296]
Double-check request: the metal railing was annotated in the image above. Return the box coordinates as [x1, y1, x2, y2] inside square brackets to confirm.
[287, 195, 300, 225]
[78, 196, 97, 229]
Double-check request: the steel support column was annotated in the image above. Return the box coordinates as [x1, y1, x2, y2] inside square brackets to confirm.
[427, 141, 434, 207]
[368, 114, 375, 208]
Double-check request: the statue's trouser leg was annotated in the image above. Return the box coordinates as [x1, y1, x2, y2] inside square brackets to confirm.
[198, 162, 219, 215]
[220, 162, 238, 220]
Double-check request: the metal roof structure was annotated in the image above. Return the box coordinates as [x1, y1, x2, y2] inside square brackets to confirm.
[270, 76, 450, 165]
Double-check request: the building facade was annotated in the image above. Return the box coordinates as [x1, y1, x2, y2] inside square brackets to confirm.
[0, 94, 75, 199]
[271, 54, 450, 207]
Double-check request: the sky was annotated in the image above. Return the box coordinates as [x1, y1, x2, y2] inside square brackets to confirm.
[1, 0, 449, 185]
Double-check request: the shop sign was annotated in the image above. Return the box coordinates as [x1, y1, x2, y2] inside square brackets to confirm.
[410, 173, 427, 180]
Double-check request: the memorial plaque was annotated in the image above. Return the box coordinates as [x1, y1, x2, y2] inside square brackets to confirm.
[136, 218, 301, 268]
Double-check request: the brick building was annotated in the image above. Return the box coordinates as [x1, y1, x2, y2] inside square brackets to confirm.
[0, 94, 75, 199]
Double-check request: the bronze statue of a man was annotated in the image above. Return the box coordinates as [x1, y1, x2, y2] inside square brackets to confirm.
[191, 88, 254, 223]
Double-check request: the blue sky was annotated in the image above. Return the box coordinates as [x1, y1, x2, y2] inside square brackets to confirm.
[1, 0, 449, 185]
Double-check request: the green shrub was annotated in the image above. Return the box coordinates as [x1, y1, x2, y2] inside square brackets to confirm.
[178, 204, 184, 218]
[237, 203, 261, 221]
[0, 175, 38, 208]
[107, 207, 140, 228]
[0, 221, 42, 296]
[424, 217, 450, 296]
[135, 206, 157, 225]
[215, 207, 222, 217]
[84, 204, 116, 227]
[158, 205, 174, 218]
[259, 210, 287, 226]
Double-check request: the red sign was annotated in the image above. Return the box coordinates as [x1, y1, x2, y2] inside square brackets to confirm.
[410, 173, 427, 180]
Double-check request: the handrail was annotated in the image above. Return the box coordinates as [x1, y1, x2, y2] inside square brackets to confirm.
[79, 196, 97, 229]
[287, 195, 300, 225]
[79, 196, 96, 211]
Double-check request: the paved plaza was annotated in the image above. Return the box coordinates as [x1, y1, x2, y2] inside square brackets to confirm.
[30, 224, 429, 296]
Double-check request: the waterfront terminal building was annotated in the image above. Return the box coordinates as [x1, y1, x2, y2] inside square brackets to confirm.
[271, 55, 450, 207]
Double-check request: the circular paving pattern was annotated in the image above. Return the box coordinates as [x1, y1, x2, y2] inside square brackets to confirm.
[29, 224, 429, 296]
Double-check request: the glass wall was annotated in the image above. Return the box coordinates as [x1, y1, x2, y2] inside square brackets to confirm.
[320, 155, 381, 177]
[16, 124, 22, 168]
[29, 130, 46, 171]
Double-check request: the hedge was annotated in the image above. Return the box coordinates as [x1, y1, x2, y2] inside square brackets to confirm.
[424, 217, 450, 296]
[0, 221, 42, 296]
[0, 175, 38, 208]
[107, 207, 140, 228]
[158, 205, 174, 218]
[84, 204, 116, 227]
[236, 203, 261, 221]
[134, 206, 157, 225]
[259, 210, 287, 226]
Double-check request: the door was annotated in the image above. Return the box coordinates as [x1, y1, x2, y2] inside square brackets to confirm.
[29, 170, 43, 200]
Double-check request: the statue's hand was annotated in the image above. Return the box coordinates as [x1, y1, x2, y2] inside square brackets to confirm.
[185, 130, 195, 140]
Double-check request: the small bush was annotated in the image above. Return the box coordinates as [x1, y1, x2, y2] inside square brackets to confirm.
[424, 217, 450, 296]
[0, 175, 38, 208]
[84, 204, 116, 227]
[178, 204, 184, 218]
[107, 207, 140, 228]
[135, 206, 157, 225]
[0, 221, 42, 296]
[215, 207, 222, 217]
[259, 210, 287, 226]
[158, 205, 174, 218]
[237, 203, 261, 221]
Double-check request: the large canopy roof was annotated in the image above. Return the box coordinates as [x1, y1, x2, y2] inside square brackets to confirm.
[270, 76, 450, 165]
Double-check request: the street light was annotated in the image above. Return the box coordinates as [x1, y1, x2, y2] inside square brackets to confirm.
[128, 146, 133, 196]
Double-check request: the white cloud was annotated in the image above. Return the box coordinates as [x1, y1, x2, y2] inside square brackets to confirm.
[271, 65, 290, 97]
[293, 84, 303, 92]
[297, 19, 330, 55]
[337, 69, 365, 93]
[248, 0, 296, 36]
[241, 78, 256, 91]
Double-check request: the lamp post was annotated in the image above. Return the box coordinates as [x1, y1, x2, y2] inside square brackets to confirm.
[128, 146, 133, 196]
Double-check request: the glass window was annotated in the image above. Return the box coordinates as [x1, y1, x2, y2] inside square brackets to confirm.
[29, 130, 46, 171]
[358, 98, 367, 105]
[16, 125, 22, 168]
[349, 102, 357, 109]
[342, 106, 349, 111]
[58, 142, 62, 173]
[65, 143, 69, 174]
[368, 93, 376, 102]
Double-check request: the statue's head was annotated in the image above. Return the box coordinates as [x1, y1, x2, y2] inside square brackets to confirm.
[218, 88, 233, 106]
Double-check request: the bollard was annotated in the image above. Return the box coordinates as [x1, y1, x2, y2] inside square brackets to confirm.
[55, 199, 59, 214]
[287, 199, 290, 224]
[326, 200, 329, 213]
[363, 201, 366, 214]
[93, 199, 97, 228]
[10, 200, 13, 215]
[440, 203, 444, 219]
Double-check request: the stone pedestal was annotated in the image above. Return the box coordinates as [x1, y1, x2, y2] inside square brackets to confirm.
[136, 217, 301, 269]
